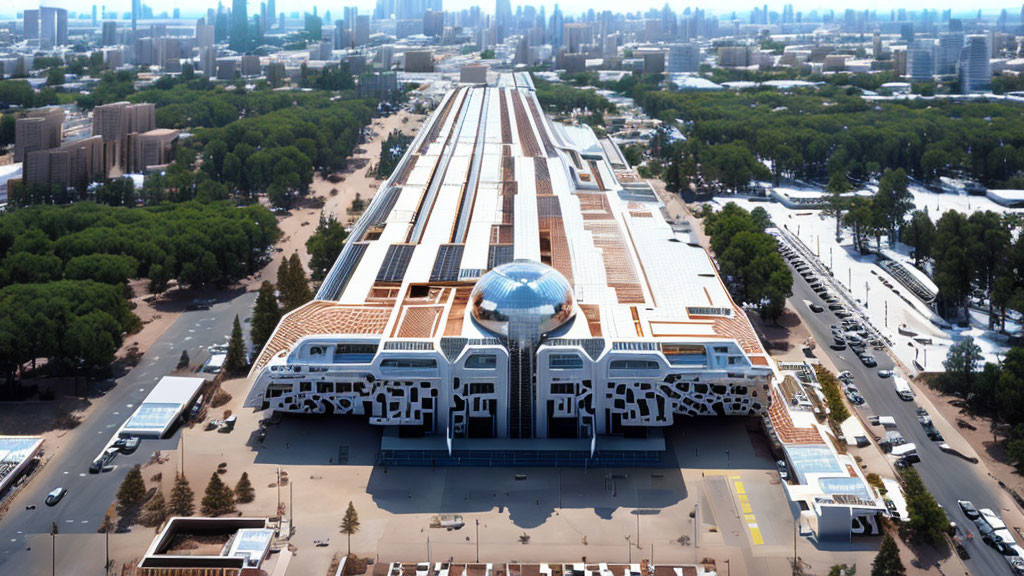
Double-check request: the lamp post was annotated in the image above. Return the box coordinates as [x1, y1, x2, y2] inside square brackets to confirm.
[475, 519, 480, 563]
[625, 535, 632, 563]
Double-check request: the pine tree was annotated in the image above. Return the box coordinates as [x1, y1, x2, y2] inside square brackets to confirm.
[168, 474, 195, 517]
[871, 534, 906, 576]
[143, 489, 168, 526]
[234, 472, 255, 504]
[250, 282, 281, 351]
[280, 253, 313, 312]
[224, 315, 247, 375]
[117, 464, 146, 511]
[201, 472, 236, 516]
[340, 501, 360, 555]
[276, 256, 292, 304]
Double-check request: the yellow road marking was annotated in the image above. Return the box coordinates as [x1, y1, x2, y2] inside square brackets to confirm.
[731, 478, 763, 546]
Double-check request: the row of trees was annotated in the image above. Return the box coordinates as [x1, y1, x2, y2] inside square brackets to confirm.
[117, 465, 255, 527]
[0, 201, 279, 291]
[373, 130, 413, 179]
[249, 254, 316, 353]
[701, 203, 792, 321]
[534, 77, 617, 116]
[633, 83, 1024, 188]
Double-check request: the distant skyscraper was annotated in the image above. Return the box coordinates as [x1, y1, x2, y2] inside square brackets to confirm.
[960, 35, 991, 92]
[231, 0, 249, 51]
[92, 6, 98, 27]
[132, 0, 141, 36]
[102, 21, 117, 46]
[268, 0, 276, 28]
[23, 9, 39, 40]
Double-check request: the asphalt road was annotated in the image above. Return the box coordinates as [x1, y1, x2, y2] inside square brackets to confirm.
[781, 237, 1013, 576]
[0, 291, 256, 568]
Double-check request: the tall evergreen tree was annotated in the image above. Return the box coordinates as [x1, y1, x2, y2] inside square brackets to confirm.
[234, 472, 255, 504]
[143, 489, 168, 526]
[251, 281, 281, 351]
[117, 464, 146, 511]
[168, 474, 195, 516]
[340, 501, 360, 555]
[288, 253, 313, 306]
[224, 315, 248, 375]
[201, 472, 236, 516]
[825, 171, 851, 241]
[871, 534, 906, 576]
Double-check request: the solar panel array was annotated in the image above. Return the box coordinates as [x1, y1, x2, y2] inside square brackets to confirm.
[377, 244, 416, 283]
[431, 244, 465, 282]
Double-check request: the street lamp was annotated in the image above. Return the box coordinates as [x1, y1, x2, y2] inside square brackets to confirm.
[625, 535, 632, 563]
[475, 519, 480, 563]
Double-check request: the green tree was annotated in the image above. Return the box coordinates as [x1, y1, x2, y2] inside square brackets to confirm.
[825, 171, 851, 241]
[250, 281, 281, 351]
[941, 337, 982, 396]
[143, 489, 168, 527]
[901, 210, 935, 267]
[871, 534, 905, 576]
[234, 472, 255, 503]
[46, 67, 65, 86]
[828, 565, 856, 576]
[306, 213, 348, 281]
[224, 315, 248, 375]
[872, 168, 914, 246]
[997, 347, 1024, 425]
[843, 196, 874, 252]
[1006, 424, 1024, 474]
[901, 467, 946, 545]
[340, 501, 360, 555]
[168, 474, 195, 516]
[201, 472, 236, 516]
[279, 253, 312, 312]
[117, 464, 147, 511]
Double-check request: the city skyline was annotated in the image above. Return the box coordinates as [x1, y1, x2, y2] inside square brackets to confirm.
[3, 1, 1024, 20]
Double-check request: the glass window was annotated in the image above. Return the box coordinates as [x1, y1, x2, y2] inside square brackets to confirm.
[549, 353, 584, 370]
[465, 354, 497, 369]
[469, 382, 495, 394]
[550, 382, 575, 395]
[609, 360, 660, 370]
[380, 358, 437, 369]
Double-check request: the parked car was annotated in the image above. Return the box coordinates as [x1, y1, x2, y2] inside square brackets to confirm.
[878, 369, 893, 378]
[45, 487, 67, 506]
[859, 354, 878, 367]
[958, 500, 980, 520]
[809, 304, 824, 313]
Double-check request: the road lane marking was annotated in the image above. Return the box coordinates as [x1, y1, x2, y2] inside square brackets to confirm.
[730, 476, 763, 546]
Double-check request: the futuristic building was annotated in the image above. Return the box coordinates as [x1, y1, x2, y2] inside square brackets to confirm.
[246, 73, 773, 455]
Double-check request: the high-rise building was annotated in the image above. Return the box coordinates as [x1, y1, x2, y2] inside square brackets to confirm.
[132, 0, 141, 36]
[23, 9, 39, 39]
[38, 7, 68, 48]
[960, 35, 991, 92]
[667, 43, 700, 73]
[355, 15, 370, 46]
[92, 102, 156, 171]
[102, 21, 118, 46]
[15, 108, 64, 163]
[231, 0, 249, 51]
[906, 38, 935, 82]
[267, 0, 276, 29]
[936, 33, 964, 75]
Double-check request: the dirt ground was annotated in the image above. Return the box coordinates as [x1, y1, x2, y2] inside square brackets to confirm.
[250, 110, 425, 288]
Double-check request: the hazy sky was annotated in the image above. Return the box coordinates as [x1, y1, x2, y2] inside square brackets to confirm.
[18, 0, 1024, 18]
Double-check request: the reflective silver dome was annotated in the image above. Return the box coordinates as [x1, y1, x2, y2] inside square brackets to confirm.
[470, 260, 575, 341]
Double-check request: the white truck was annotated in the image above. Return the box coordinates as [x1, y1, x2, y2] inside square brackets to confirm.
[893, 376, 914, 401]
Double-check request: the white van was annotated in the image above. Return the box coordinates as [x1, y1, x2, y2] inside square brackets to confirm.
[893, 377, 914, 401]
[891, 443, 918, 458]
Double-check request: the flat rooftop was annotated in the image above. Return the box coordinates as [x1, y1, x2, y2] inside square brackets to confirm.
[254, 72, 766, 372]
[122, 376, 204, 437]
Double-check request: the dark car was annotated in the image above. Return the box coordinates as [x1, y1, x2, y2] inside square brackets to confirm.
[809, 304, 824, 313]
[958, 500, 980, 520]
[45, 487, 67, 506]
[860, 354, 878, 367]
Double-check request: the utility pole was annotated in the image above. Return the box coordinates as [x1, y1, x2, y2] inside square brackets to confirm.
[625, 535, 631, 563]
[475, 519, 480, 563]
[290, 481, 294, 528]
[792, 517, 798, 576]
[693, 503, 699, 564]
[276, 467, 281, 513]
[105, 525, 110, 575]
[636, 509, 641, 549]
